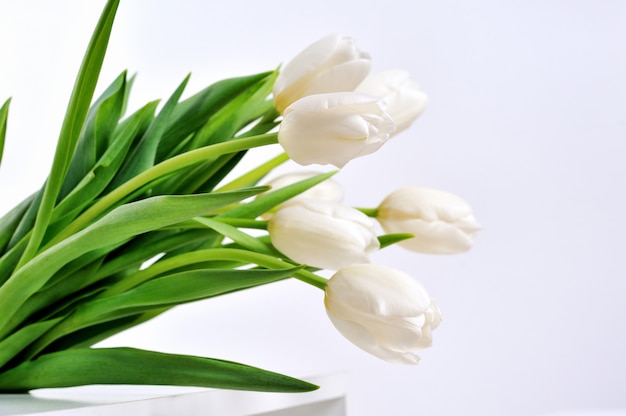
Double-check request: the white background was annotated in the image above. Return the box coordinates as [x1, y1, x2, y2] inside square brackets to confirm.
[1, 1, 625, 415]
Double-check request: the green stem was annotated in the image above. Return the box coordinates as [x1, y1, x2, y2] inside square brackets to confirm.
[211, 218, 268, 229]
[103, 247, 326, 297]
[215, 152, 289, 192]
[46, 134, 278, 248]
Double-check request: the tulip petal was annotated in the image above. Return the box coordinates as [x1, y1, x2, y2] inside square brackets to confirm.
[326, 314, 421, 365]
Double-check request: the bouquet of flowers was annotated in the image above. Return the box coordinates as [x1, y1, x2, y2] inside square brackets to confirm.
[0, 0, 480, 393]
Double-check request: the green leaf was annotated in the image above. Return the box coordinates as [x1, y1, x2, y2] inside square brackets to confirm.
[378, 233, 415, 249]
[73, 266, 300, 328]
[156, 71, 274, 161]
[0, 193, 34, 255]
[189, 71, 276, 149]
[17, 0, 121, 269]
[0, 318, 63, 369]
[194, 217, 272, 255]
[0, 187, 267, 339]
[58, 71, 128, 201]
[50, 100, 158, 227]
[108, 75, 190, 190]
[6, 187, 43, 251]
[93, 228, 218, 280]
[49, 309, 166, 351]
[219, 171, 338, 219]
[0, 347, 318, 393]
[0, 98, 10, 168]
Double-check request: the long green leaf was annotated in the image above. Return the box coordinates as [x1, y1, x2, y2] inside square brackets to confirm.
[0, 98, 10, 168]
[0, 187, 267, 339]
[62, 267, 300, 337]
[18, 0, 121, 269]
[0, 347, 318, 393]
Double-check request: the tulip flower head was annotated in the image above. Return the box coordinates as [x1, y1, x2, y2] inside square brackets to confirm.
[268, 200, 379, 270]
[378, 186, 481, 254]
[356, 70, 428, 134]
[278, 92, 396, 168]
[273, 33, 371, 113]
[325, 264, 441, 365]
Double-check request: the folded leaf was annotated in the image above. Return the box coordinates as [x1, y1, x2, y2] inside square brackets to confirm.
[0, 347, 318, 393]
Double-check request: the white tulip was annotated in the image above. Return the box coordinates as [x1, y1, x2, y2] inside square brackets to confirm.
[268, 200, 379, 270]
[273, 33, 371, 113]
[264, 171, 344, 204]
[356, 70, 427, 134]
[378, 186, 481, 254]
[325, 264, 441, 365]
[278, 92, 396, 168]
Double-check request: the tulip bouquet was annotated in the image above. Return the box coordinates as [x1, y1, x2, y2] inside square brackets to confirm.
[0, 0, 479, 394]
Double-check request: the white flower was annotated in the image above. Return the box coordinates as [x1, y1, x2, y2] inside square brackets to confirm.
[268, 200, 379, 270]
[278, 92, 396, 168]
[356, 70, 427, 134]
[264, 171, 344, 204]
[377, 186, 481, 254]
[325, 264, 441, 365]
[273, 33, 371, 113]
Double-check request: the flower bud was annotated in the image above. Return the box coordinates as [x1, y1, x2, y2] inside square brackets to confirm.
[264, 171, 344, 204]
[356, 70, 427, 134]
[278, 92, 396, 168]
[268, 200, 379, 270]
[377, 186, 481, 254]
[325, 264, 441, 365]
[273, 33, 371, 113]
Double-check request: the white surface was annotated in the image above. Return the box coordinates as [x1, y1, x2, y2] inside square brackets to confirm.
[0, 374, 346, 416]
[0, 1, 625, 416]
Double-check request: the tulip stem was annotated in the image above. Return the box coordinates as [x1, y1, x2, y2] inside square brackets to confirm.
[212, 218, 268, 230]
[356, 207, 378, 217]
[102, 247, 326, 296]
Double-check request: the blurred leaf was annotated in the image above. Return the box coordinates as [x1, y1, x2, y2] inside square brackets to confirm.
[0, 347, 318, 393]
[0, 187, 267, 339]
[0, 98, 10, 168]
[18, 0, 121, 268]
